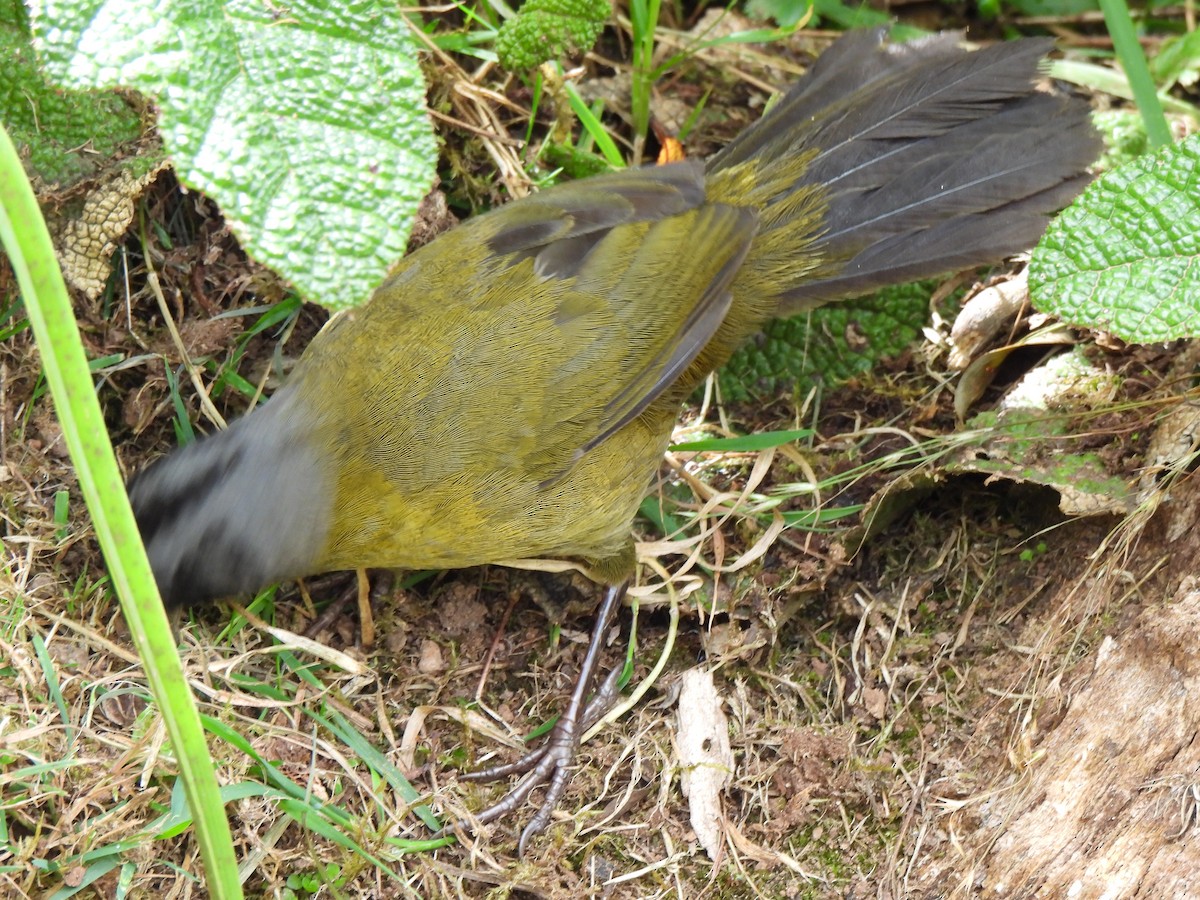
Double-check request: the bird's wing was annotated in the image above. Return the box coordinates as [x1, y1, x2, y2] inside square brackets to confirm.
[319, 162, 759, 490]
[469, 163, 758, 479]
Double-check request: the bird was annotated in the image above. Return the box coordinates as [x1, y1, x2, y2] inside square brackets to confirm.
[127, 27, 1101, 853]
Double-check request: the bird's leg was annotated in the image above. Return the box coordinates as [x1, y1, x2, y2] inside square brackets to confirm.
[443, 580, 628, 855]
[301, 569, 381, 648]
[355, 567, 375, 648]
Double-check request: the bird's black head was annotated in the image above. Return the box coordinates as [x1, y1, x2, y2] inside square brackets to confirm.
[127, 395, 333, 611]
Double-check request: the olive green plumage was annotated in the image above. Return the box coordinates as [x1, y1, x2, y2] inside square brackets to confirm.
[128, 29, 1101, 606]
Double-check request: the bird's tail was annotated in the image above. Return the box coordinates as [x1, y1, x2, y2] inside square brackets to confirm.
[706, 29, 1101, 319]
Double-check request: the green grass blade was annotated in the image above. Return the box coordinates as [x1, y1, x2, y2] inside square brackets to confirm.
[0, 122, 242, 899]
[30, 632, 74, 746]
[276, 650, 441, 831]
[670, 428, 814, 452]
[1097, 0, 1172, 146]
[563, 82, 624, 167]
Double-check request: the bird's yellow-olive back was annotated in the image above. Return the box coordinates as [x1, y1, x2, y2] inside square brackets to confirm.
[295, 169, 761, 579]
[128, 28, 1101, 607]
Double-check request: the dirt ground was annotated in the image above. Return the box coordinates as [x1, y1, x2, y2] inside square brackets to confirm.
[6, 18, 1200, 900]
[7, 181, 1200, 896]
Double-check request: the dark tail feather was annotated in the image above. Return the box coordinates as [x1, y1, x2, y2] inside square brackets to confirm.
[708, 29, 1102, 316]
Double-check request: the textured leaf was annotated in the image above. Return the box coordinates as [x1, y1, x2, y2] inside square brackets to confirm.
[1, 5, 145, 187]
[1092, 109, 1150, 171]
[30, 0, 436, 311]
[1030, 135, 1200, 343]
[719, 281, 935, 401]
[495, 0, 610, 69]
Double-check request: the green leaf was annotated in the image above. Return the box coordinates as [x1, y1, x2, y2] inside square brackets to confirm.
[719, 280, 935, 401]
[495, 0, 610, 69]
[0, 6, 144, 187]
[744, 0, 812, 27]
[29, 0, 436, 311]
[1150, 28, 1200, 92]
[1030, 134, 1200, 343]
[810, 0, 889, 30]
[1093, 109, 1150, 170]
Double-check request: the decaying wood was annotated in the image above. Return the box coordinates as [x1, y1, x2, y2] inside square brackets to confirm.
[963, 579, 1200, 897]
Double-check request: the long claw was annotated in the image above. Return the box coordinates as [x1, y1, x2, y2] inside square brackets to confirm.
[518, 765, 572, 856]
[438, 582, 629, 853]
[463, 664, 624, 783]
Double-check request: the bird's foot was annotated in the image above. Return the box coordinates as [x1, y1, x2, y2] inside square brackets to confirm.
[437, 582, 628, 855]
